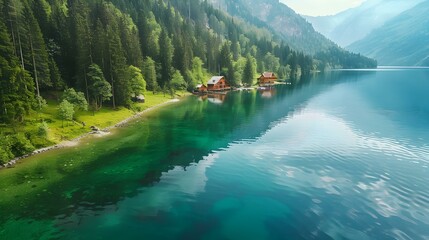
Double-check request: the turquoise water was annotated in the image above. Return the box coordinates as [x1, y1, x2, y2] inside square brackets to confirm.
[1, 69, 429, 239]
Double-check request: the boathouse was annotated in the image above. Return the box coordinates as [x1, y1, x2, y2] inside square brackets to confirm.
[207, 76, 231, 91]
[258, 72, 277, 86]
[194, 84, 207, 93]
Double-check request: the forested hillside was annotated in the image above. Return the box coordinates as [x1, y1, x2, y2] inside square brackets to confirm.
[205, 0, 377, 69]
[0, 0, 376, 163]
[210, 0, 335, 55]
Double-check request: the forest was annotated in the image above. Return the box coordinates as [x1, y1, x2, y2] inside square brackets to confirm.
[0, 0, 377, 163]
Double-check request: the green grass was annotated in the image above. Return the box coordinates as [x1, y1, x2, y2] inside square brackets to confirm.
[0, 91, 189, 153]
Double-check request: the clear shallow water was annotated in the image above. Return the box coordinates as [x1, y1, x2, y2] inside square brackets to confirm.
[1, 69, 429, 239]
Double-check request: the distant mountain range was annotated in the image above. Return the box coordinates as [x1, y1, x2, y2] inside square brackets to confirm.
[348, 0, 429, 66]
[205, 0, 377, 68]
[207, 0, 339, 55]
[304, 0, 424, 47]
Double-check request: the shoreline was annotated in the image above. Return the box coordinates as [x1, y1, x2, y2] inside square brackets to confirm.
[0, 98, 181, 169]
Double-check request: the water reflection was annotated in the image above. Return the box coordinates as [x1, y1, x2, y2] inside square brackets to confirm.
[258, 87, 276, 98]
[4, 69, 427, 239]
[206, 93, 227, 104]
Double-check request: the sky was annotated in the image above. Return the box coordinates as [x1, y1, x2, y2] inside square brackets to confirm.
[279, 0, 366, 16]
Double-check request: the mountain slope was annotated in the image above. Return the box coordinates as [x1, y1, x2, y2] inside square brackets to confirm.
[305, 0, 424, 47]
[347, 0, 429, 66]
[207, 0, 338, 55]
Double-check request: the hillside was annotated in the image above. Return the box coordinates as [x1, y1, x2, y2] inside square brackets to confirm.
[305, 0, 424, 47]
[207, 0, 341, 55]
[347, 0, 429, 66]
[206, 0, 376, 69]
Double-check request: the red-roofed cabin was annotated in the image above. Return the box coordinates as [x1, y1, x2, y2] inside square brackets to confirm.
[258, 72, 277, 86]
[207, 76, 231, 91]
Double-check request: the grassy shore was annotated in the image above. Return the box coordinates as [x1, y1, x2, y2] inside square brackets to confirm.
[0, 91, 189, 211]
[0, 91, 189, 165]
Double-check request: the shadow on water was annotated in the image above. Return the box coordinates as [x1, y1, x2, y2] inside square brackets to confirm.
[0, 71, 377, 232]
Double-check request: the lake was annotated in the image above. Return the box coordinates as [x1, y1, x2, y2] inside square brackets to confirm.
[1, 68, 429, 239]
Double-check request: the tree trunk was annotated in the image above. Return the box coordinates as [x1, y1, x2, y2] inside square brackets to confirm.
[30, 34, 41, 110]
[84, 69, 90, 103]
[8, 17, 17, 56]
[109, 53, 116, 109]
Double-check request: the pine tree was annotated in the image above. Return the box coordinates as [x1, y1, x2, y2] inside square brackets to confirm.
[159, 29, 174, 86]
[21, 4, 51, 90]
[2, 0, 25, 70]
[31, 0, 51, 39]
[142, 56, 158, 91]
[119, 15, 143, 68]
[219, 42, 236, 86]
[0, 20, 35, 123]
[106, 23, 128, 107]
[242, 55, 256, 86]
[48, 56, 64, 90]
[139, 12, 161, 60]
[92, 19, 106, 70]
[69, 0, 92, 92]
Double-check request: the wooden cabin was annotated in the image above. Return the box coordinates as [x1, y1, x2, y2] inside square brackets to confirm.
[258, 72, 277, 86]
[207, 76, 231, 91]
[194, 84, 207, 93]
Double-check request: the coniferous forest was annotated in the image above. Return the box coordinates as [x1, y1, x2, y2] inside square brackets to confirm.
[0, 0, 377, 163]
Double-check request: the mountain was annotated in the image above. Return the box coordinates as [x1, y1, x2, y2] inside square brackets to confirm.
[347, 0, 429, 66]
[205, 0, 376, 69]
[305, 0, 424, 47]
[207, 0, 339, 55]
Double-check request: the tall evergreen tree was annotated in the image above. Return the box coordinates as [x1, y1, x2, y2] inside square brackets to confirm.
[69, 0, 91, 91]
[0, 20, 35, 123]
[142, 56, 158, 91]
[119, 15, 143, 68]
[2, 0, 25, 70]
[106, 23, 127, 107]
[21, 4, 51, 92]
[139, 12, 161, 60]
[158, 29, 174, 86]
[219, 42, 236, 86]
[31, 0, 51, 39]
[242, 55, 256, 86]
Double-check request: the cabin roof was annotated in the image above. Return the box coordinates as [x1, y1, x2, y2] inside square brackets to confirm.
[196, 84, 206, 88]
[136, 94, 145, 100]
[207, 76, 224, 85]
[262, 72, 275, 78]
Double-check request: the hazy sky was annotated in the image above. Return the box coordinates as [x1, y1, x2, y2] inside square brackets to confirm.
[280, 0, 366, 16]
